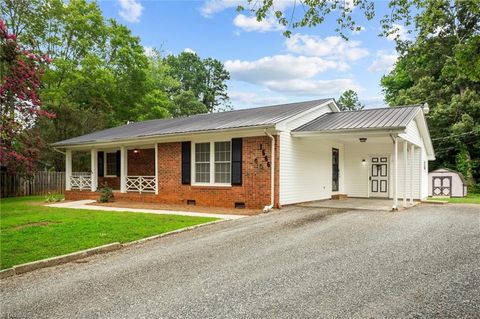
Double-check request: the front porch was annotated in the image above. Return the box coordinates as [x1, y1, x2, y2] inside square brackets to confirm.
[65, 144, 159, 195]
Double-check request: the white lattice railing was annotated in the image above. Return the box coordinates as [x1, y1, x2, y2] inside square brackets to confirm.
[70, 173, 92, 191]
[126, 176, 156, 193]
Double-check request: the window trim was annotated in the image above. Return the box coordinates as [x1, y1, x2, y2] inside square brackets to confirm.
[104, 152, 118, 177]
[192, 140, 232, 187]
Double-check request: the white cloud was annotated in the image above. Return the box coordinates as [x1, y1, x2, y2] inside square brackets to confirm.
[225, 54, 348, 84]
[225, 54, 359, 96]
[285, 34, 369, 61]
[200, 0, 245, 17]
[386, 24, 409, 41]
[229, 92, 288, 106]
[368, 51, 398, 72]
[233, 14, 285, 32]
[118, 0, 143, 23]
[201, 0, 294, 17]
[264, 78, 361, 96]
[184, 48, 196, 54]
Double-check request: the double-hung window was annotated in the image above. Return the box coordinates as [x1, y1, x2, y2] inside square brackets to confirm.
[195, 143, 210, 183]
[105, 152, 117, 177]
[194, 141, 231, 185]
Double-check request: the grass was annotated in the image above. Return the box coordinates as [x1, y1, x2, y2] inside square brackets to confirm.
[0, 196, 218, 269]
[427, 193, 480, 204]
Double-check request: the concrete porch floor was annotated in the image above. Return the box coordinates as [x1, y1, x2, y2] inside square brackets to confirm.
[298, 198, 419, 211]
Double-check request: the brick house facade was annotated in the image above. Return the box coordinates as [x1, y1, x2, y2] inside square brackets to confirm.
[65, 135, 280, 209]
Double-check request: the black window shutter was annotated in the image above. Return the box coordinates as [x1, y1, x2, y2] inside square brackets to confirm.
[231, 138, 242, 185]
[98, 152, 104, 177]
[181, 142, 191, 185]
[116, 150, 121, 177]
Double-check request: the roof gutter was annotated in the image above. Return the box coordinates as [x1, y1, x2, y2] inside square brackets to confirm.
[291, 127, 405, 137]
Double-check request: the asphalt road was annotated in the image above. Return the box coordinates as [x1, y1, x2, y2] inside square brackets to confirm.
[1, 204, 479, 318]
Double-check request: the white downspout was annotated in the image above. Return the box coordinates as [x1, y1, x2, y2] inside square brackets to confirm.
[263, 129, 275, 213]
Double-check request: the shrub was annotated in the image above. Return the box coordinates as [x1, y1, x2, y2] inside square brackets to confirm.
[98, 184, 114, 203]
[45, 192, 62, 203]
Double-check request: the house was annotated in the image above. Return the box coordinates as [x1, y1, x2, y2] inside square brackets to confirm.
[429, 168, 467, 197]
[53, 98, 435, 210]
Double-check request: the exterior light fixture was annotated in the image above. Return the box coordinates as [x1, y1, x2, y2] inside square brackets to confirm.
[133, 148, 139, 154]
[359, 137, 367, 143]
[362, 159, 366, 164]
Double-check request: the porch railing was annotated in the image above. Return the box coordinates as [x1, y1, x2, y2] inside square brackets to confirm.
[126, 176, 156, 193]
[70, 172, 92, 191]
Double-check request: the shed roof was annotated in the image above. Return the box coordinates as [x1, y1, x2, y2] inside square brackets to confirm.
[53, 98, 333, 146]
[293, 106, 422, 132]
[430, 168, 467, 184]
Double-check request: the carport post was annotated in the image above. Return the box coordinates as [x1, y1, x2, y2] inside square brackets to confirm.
[393, 137, 398, 210]
[410, 144, 414, 204]
[403, 140, 408, 207]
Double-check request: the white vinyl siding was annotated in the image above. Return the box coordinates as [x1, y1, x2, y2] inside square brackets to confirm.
[344, 141, 423, 199]
[279, 102, 337, 205]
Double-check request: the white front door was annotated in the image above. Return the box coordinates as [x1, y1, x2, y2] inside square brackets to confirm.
[370, 156, 389, 198]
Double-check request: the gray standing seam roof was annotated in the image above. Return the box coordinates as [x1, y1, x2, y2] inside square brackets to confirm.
[293, 106, 422, 132]
[53, 98, 332, 146]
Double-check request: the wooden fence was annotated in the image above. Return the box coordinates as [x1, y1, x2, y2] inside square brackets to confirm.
[0, 171, 65, 197]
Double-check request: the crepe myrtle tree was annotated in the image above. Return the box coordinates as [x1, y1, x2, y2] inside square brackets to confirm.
[0, 19, 54, 177]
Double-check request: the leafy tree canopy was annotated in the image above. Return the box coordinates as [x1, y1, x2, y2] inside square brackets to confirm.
[1, 0, 231, 172]
[337, 90, 365, 111]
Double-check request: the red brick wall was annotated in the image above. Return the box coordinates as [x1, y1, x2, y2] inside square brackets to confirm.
[98, 177, 120, 190]
[67, 136, 280, 209]
[128, 149, 155, 175]
[155, 135, 280, 209]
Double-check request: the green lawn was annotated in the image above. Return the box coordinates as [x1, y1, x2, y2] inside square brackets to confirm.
[427, 193, 480, 204]
[0, 196, 218, 269]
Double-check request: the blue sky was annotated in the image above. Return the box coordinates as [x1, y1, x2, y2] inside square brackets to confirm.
[98, 0, 408, 109]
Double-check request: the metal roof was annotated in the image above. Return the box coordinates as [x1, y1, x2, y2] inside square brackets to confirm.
[53, 98, 332, 146]
[293, 106, 422, 132]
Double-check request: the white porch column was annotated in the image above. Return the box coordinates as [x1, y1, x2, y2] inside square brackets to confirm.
[403, 140, 408, 207]
[65, 149, 72, 191]
[393, 137, 398, 210]
[154, 143, 159, 195]
[91, 148, 98, 192]
[120, 146, 127, 193]
[410, 144, 415, 204]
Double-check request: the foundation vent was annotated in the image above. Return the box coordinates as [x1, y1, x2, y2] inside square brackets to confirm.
[187, 200, 196, 206]
[235, 202, 246, 209]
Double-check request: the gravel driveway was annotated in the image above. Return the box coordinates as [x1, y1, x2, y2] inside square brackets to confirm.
[1, 204, 479, 318]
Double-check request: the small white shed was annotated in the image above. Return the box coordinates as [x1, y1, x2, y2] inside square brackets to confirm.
[428, 168, 467, 197]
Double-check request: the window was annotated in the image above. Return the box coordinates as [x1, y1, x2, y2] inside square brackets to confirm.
[215, 141, 231, 183]
[195, 143, 210, 183]
[106, 152, 117, 176]
[194, 141, 231, 185]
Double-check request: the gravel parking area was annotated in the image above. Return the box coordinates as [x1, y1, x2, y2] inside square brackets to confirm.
[1, 204, 479, 318]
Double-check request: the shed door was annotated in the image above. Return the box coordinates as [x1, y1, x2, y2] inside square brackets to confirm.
[370, 156, 389, 198]
[432, 176, 451, 197]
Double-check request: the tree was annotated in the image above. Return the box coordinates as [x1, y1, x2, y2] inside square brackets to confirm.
[165, 52, 231, 113]
[203, 58, 231, 112]
[380, 1, 480, 189]
[337, 90, 365, 111]
[0, 19, 53, 176]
